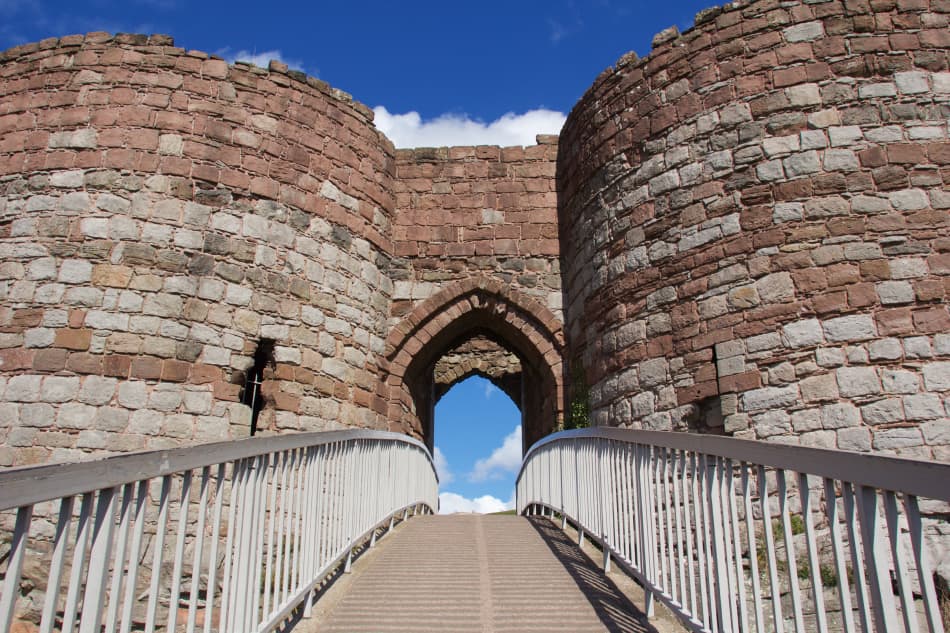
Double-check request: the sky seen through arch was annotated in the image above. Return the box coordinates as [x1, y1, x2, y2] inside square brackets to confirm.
[434, 375, 521, 514]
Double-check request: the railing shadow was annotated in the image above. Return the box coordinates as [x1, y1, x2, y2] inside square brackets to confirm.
[526, 515, 659, 633]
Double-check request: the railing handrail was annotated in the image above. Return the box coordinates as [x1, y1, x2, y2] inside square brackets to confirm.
[0, 428, 435, 511]
[520, 427, 950, 502]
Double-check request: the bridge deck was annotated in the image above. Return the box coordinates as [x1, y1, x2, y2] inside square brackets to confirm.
[309, 514, 655, 633]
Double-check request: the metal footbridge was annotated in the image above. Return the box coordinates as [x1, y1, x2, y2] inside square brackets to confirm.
[1, 428, 948, 633]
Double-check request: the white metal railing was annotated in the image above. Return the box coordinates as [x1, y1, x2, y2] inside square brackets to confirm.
[0, 429, 438, 633]
[517, 427, 950, 633]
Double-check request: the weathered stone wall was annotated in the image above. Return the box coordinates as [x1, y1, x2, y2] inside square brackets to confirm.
[383, 139, 565, 447]
[391, 138, 561, 323]
[559, 0, 949, 458]
[0, 33, 396, 467]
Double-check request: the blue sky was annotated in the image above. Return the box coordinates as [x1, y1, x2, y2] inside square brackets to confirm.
[1, 0, 717, 510]
[0, 0, 715, 146]
[434, 376, 522, 513]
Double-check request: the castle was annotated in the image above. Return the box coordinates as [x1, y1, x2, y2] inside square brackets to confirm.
[0, 0, 947, 473]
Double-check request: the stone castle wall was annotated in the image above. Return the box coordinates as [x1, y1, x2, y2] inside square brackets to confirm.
[1, 0, 948, 468]
[0, 33, 565, 465]
[384, 141, 564, 444]
[558, 0, 949, 458]
[391, 139, 561, 323]
[0, 33, 398, 466]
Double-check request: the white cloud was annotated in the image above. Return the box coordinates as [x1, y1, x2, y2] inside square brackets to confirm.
[433, 446, 453, 485]
[217, 48, 306, 73]
[439, 491, 513, 514]
[469, 426, 522, 482]
[483, 381, 497, 400]
[547, 18, 568, 43]
[373, 106, 565, 149]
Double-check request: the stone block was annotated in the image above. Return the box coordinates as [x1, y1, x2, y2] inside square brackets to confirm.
[821, 402, 861, 429]
[836, 366, 881, 398]
[861, 398, 905, 425]
[720, 103, 752, 127]
[921, 421, 950, 445]
[894, 71, 929, 95]
[837, 427, 871, 452]
[752, 410, 791, 438]
[858, 83, 897, 98]
[7, 375, 41, 402]
[162, 414, 195, 439]
[804, 196, 849, 218]
[823, 314, 877, 342]
[149, 386, 182, 412]
[873, 428, 923, 450]
[756, 159, 785, 181]
[724, 413, 749, 434]
[784, 151, 821, 177]
[158, 134, 183, 155]
[800, 373, 838, 402]
[903, 337, 932, 359]
[128, 410, 163, 435]
[183, 390, 212, 414]
[58, 259, 93, 284]
[24, 327, 55, 348]
[829, 126, 863, 147]
[117, 381, 149, 409]
[85, 310, 129, 331]
[882, 369, 920, 394]
[868, 338, 902, 360]
[48, 129, 97, 149]
[784, 21, 823, 42]
[41, 376, 80, 403]
[801, 430, 836, 449]
[630, 392, 655, 418]
[787, 83, 821, 106]
[773, 202, 803, 223]
[922, 361, 950, 391]
[888, 189, 930, 211]
[764, 135, 800, 157]
[95, 408, 129, 432]
[815, 348, 845, 368]
[21, 403, 54, 428]
[742, 385, 799, 412]
[823, 149, 859, 172]
[791, 409, 822, 433]
[754, 272, 795, 303]
[58, 402, 97, 429]
[783, 319, 823, 348]
[902, 394, 944, 421]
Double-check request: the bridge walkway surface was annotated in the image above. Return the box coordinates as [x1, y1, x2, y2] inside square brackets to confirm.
[303, 514, 661, 633]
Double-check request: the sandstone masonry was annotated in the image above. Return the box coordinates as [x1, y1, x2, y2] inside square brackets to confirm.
[559, 0, 950, 463]
[0, 0, 948, 471]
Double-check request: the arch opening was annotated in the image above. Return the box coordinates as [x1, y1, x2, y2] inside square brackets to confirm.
[383, 281, 565, 456]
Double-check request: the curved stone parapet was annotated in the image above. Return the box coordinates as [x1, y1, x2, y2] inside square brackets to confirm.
[0, 33, 396, 465]
[558, 0, 949, 457]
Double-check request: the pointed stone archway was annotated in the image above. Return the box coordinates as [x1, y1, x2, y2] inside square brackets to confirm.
[382, 277, 564, 453]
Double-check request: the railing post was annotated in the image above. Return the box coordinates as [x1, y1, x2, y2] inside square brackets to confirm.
[0, 506, 32, 633]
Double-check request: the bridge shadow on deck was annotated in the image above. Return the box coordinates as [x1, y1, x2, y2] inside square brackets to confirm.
[526, 515, 658, 633]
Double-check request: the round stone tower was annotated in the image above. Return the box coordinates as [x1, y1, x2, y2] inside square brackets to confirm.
[0, 33, 396, 466]
[558, 0, 949, 457]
